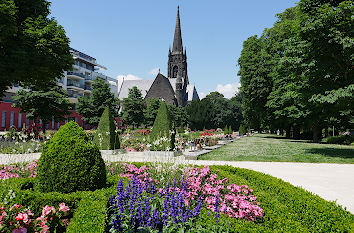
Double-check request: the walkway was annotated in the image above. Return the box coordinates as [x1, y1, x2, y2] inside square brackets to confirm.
[190, 160, 354, 214]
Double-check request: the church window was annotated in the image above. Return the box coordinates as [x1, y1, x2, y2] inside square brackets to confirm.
[173, 66, 178, 78]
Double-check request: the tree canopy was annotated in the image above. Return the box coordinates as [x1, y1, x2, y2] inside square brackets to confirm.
[238, 0, 354, 141]
[121, 86, 145, 128]
[77, 78, 119, 126]
[0, 0, 73, 96]
[12, 82, 72, 133]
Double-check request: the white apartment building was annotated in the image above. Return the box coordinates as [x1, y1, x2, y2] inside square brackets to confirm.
[58, 48, 118, 103]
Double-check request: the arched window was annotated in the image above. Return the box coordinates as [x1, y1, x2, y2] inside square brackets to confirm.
[173, 66, 178, 78]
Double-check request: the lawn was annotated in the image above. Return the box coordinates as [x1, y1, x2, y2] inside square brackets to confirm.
[198, 134, 354, 163]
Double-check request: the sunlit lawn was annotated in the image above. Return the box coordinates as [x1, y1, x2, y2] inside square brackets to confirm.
[198, 134, 354, 163]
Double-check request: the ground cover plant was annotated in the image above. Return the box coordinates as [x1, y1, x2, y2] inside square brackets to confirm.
[199, 134, 354, 163]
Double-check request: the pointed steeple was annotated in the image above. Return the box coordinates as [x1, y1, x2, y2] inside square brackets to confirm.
[172, 6, 183, 54]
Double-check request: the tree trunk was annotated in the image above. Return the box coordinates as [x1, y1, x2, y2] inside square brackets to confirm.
[324, 127, 328, 138]
[312, 125, 321, 143]
[285, 126, 291, 139]
[293, 125, 300, 140]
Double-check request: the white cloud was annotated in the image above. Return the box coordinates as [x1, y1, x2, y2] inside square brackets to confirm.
[215, 83, 241, 99]
[199, 92, 206, 99]
[148, 68, 160, 76]
[116, 74, 142, 91]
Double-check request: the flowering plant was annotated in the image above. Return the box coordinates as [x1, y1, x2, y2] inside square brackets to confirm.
[0, 161, 37, 180]
[108, 177, 203, 232]
[0, 203, 70, 233]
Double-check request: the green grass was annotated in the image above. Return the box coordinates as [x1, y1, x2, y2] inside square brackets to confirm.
[199, 134, 354, 163]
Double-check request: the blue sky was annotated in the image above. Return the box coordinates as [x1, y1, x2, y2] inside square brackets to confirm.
[50, 0, 298, 98]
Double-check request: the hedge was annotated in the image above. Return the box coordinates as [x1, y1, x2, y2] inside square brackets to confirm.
[211, 166, 354, 232]
[322, 135, 354, 145]
[37, 121, 107, 193]
[1, 165, 353, 232]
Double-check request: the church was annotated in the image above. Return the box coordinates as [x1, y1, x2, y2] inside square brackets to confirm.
[118, 7, 200, 107]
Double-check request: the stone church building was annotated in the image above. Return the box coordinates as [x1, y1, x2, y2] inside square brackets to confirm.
[118, 7, 199, 106]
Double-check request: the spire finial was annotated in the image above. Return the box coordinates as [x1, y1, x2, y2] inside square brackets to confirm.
[172, 6, 183, 54]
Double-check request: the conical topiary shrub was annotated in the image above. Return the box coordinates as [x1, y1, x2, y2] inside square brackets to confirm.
[150, 101, 175, 151]
[93, 107, 120, 150]
[37, 121, 106, 193]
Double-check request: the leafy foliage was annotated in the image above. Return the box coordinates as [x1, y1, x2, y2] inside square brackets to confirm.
[121, 86, 145, 128]
[144, 98, 161, 127]
[150, 101, 175, 150]
[37, 121, 107, 193]
[93, 106, 120, 150]
[77, 78, 119, 126]
[0, 0, 73, 96]
[187, 92, 243, 131]
[12, 83, 72, 133]
[238, 0, 354, 141]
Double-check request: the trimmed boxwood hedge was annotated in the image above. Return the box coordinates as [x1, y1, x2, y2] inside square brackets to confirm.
[0, 165, 353, 232]
[37, 121, 107, 193]
[93, 106, 120, 150]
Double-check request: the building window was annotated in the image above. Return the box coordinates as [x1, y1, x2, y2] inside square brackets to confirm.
[10, 111, 14, 127]
[18, 113, 22, 128]
[1, 111, 6, 127]
[26, 116, 29, 126]
[52, 118, 55, 129]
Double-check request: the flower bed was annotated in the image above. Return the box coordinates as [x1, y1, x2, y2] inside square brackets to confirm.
[0, 161, 353, 232]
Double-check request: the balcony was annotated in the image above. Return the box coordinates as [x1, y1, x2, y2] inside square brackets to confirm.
[67, 71, 85, 80]
[67, 81, 84, 90]
[84, 85, 92, 92]
[68, 92, 83, 99]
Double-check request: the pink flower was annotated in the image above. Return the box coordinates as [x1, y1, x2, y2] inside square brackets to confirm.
[15, 213, 29, 223]
[41, 205, 55, 216]
[59, 203, 69, 213]
[12, 228, 27, 233]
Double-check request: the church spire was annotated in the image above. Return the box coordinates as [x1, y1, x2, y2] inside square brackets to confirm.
[172, 6, 183, 54]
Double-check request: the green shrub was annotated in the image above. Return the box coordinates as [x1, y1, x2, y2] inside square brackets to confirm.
[322, 135, 354, 145]
[150, 101, 175, 150]
[37, 121, 107, 193]
[239, 124, 246, 135]
[224, 125, 228, 135]
[93, 106, 120, 150]
[229, 125, 233, 134]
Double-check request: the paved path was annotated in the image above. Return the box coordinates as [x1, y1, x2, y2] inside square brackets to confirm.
[189, 160, 354, 214]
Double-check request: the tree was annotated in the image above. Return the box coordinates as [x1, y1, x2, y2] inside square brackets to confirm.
[187, 92, 243, 131]
[168, 104, 188, 128]
[12, 82, 72, 133]
[121, 86, 145, 128]
[0, 0, 73, 96]
[93, 107, 120, 150]
[238, 35, 273, 131]
[144, 98, 161, 127]
[77, 78, 119, 126]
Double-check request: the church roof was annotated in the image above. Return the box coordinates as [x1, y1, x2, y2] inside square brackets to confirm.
[186, 84, 199, 102]
[118, 79, 154, 99]
[172, 6, 183, 54]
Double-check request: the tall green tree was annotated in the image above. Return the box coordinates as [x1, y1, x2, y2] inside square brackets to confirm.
[238, 35, 273, 130]
[12, 82, 72, 133]
[121, 86, 145, 128]
[77, 78, 119, 126]
[0, 0, 73, 96]
[168, 104, 188, 128]
[144, 98, 161, 127]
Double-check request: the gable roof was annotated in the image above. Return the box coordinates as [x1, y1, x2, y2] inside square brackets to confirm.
[145, 73, 177, 105]
[118, 79, 154, 99]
